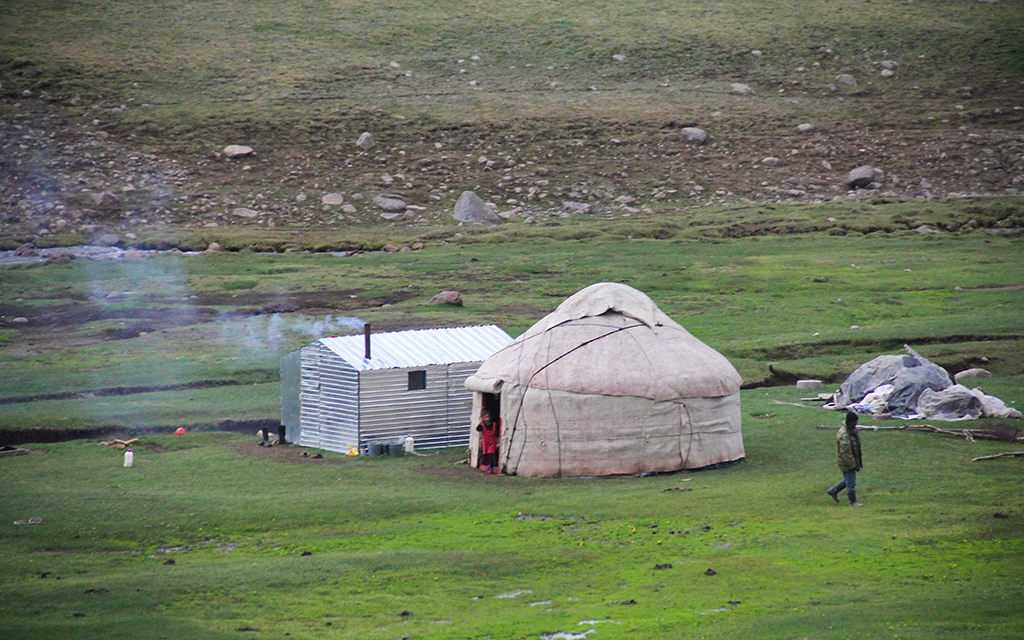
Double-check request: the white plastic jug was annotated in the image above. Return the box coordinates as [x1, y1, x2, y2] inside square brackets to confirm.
[124, 449, 134, 468]
[403, 435, 414, 453]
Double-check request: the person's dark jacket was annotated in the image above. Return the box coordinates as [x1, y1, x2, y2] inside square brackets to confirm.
[836, 425, 863, 472]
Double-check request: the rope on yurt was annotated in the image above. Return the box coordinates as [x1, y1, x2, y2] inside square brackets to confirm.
[505, 322, 647, 475]
[680, 401, 696, 471]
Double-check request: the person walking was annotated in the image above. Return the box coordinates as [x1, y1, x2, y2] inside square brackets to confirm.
[826, 411, 864, 507]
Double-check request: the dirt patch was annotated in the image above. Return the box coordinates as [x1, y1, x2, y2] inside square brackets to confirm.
[227, 439, 348, 465]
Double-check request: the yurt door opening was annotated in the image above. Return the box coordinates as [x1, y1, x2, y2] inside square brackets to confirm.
[471, 392, 501, 473]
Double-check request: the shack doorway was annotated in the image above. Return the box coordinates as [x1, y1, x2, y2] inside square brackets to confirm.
[469, 392, 501, 471]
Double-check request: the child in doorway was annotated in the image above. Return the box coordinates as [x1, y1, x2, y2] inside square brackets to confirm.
[476, 411, 500, 474]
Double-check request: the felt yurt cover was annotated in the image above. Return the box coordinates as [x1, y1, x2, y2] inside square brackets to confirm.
[465, 283, 744, 477]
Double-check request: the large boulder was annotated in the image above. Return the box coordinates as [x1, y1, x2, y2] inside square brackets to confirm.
[845, 166, 877, 189]
[453, 191, 502, 225]
[373, 194, 408, 212]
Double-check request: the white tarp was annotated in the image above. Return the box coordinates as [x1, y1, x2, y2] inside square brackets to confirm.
[830, 345, 1021, 420]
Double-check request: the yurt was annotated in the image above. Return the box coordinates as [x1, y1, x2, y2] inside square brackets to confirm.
[464, 283, 744, 477]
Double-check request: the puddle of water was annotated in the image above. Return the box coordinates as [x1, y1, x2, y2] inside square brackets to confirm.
[540, 629, 595, 640]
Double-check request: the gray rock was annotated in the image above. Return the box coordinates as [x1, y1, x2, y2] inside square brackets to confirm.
[761, 157, 781, 166]
[796, 380, 823, 390]
[341, 204, 357, 214]
[356, 132, 375, 150]
[92, 192, 120, 208]
[845, 166, 877, 189]
[564, 201, 595, 214]
[680, 127, 707, 144]
[954, 368, 992, 383]
[94, 233, 121, 247]
[14, 243, 37, 257]
[223, 145, 254, 158]
[322, 193, 344, 205]
[796, 123, 816, 134]
[453, 191, 502, 224]
[426, 290, 463, 306]
[730, 83, 754, 96]
[835, 74, 857, 87]
[373, 194, 408, 212]
[233, 208, 259, 217]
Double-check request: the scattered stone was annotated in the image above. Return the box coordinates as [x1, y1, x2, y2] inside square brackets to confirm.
[206, 242, 221, 253]
[730, 83, 754, 95]
[761, 157, 780, 166]
[94, 233, 121, 247]
[379, 212, 405, 221]
[453, 191, 502, 224]
[835, 74, 857, 87]
[845, 166, 877, 189]
[881, 60, 898, 70]
[341, 204, 357, 214]
[426, 291, 463, 306]
[384, 244, 400, 253]
[880, 69, 894, 77]
[411, 242, 424, 250]
[356, 132, 375, 149]
[381, 173, 394, 185]
[91, 192, 120, 208]
[11, 317, 28, 324]
[680, 127, 707, 144]
[232, 207, 259, 218]
[13, 243, 37, 257]
[612, 54, 627, 62]
[751, 50, 763, 58]
[223, 145, 253, 158]
[796, 123, 816, 134]
[373, 194, 408, 212]
[796, 380, 822, 390]
[296, 193, 307, 202]
[322, 193, 344, 206]
[564, 201, 594, 214]
[954, 368, 991, 383]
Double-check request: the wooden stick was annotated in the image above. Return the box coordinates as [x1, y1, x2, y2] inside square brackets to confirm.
[972, 451, 1024, 461]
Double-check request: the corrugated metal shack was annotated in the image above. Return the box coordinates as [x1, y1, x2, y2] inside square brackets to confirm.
[282, 325, 513, 453]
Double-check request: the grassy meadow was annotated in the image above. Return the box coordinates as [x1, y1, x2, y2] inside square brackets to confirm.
[1, 391, 1022, 640]
[2, 0, 1024, 638]
[2, 204, 1024, 638]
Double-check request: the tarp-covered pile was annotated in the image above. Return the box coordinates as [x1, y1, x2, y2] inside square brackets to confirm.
[827, 346, 1021, 421]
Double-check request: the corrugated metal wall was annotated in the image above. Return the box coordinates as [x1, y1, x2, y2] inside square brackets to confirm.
[279, 350, 302, 443]
[446, 362, 480, 448]
[313, 344, 359, 451]
[299, 344, 322, 448]
[296, 346, 485, 452]
[359, 365, 451, 448]
[300, 343, 359, 450]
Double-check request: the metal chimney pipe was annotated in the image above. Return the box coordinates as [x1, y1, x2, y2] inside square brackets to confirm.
[364, 323, 371, 360]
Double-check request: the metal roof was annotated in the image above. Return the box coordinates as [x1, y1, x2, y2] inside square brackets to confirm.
[319, 325, 514, 372]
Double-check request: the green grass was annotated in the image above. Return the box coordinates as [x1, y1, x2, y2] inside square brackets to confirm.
[1, 386, 1022, 639]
